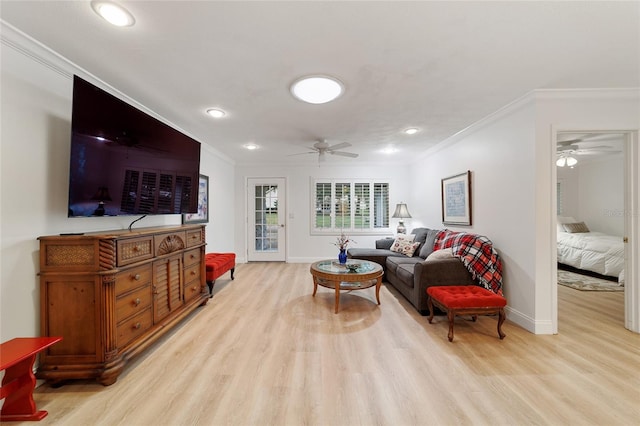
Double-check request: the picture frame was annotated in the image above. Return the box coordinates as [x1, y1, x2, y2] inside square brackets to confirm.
[441, 170, 472, 226]
[182, 174, 209, 224]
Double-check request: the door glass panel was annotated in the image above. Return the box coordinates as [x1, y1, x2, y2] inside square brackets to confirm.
[254, 185, 279, 252]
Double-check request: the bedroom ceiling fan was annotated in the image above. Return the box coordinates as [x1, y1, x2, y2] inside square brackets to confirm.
[292, 140, 359, 162]
[557, 133, 622, 157]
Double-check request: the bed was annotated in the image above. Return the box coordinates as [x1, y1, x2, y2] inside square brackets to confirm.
[556, 217, 625, 283]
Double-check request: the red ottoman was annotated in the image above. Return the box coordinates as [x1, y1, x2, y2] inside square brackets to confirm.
[427, 285, 506, 342]
[205, 253, 235, 297]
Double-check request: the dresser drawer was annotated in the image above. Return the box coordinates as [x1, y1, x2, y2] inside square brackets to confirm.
[183, 248, 201, 267]
[184, 262, 201, 285]
[115, 265, 152, 295]
[117, 237, 153, 266]
[184, 277, 203, 302]
[185, 229, 204, 247]
[115, 285, 152, 323]
[116, 308, 152, 348]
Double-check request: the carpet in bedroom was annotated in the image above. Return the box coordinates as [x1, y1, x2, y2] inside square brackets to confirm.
[557, 270, 623, 292]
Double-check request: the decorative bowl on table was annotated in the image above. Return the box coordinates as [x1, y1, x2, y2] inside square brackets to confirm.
[345, 262, 360, 272]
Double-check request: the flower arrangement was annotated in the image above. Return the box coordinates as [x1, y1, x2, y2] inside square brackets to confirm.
[334, 232, 355, 251]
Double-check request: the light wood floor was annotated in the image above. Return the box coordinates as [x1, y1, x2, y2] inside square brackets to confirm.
[17, 263, 640, 425]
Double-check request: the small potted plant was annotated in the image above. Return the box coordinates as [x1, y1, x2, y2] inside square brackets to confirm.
[334, 232, 355, 264]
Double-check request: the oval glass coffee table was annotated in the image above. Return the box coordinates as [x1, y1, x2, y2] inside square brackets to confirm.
[309, 260, 383, 313]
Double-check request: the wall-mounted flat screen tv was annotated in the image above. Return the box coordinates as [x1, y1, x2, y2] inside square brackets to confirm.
[68, 75, 201, 217]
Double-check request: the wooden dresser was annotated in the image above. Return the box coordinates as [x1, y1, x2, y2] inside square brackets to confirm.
[37, 224, 208, 385]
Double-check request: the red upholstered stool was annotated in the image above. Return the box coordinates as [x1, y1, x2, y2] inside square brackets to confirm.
[205, 253, 236, 297]
[427, 285, 506, 342]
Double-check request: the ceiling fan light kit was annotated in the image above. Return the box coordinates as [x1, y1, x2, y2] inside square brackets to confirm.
[556, 155, 577, 167]
[290, 75, 344, 104]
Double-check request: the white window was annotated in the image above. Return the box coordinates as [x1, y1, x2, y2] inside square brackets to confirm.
[312, 179, 390, 234]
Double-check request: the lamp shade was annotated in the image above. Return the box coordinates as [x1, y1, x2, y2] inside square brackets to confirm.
[91, 186, 112, 201]
[392, 203, 412, 219]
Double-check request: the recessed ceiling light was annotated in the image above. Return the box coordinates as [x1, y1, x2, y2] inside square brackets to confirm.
[206, 108, 226, 118]
[381, 146, 397, 155]
[91, 1, 135, 27]
[244, 143, 259, 150]
[290, 75, 344, 104]
[404, 127, 419, 135]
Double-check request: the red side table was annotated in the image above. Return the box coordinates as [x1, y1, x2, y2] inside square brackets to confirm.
[1, 337, 62, 421]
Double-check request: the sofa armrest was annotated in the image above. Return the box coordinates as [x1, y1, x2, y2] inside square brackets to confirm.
[376, 238, 394, 250]
[414, 258, 475, 288]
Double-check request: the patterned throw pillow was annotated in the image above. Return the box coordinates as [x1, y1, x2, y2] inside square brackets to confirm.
[390, 234, 420, 257]
[563, 222, 590, 233]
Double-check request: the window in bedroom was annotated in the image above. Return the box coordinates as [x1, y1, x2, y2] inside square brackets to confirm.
[557, 180, 563, 215]
[312, 179, 389, 234]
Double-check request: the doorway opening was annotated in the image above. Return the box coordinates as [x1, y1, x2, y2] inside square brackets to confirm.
[554, 131, 633, 331]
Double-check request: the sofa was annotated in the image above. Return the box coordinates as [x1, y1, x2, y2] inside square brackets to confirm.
[348, 228, 476, 315]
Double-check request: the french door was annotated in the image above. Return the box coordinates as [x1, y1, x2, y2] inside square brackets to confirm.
[247, 178, 286, 261]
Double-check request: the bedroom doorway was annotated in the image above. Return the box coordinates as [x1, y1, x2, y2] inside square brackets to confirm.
[554, 130, 637, 332]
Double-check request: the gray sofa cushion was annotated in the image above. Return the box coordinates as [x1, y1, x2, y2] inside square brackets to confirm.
[418, 229, 440, 259]
[385, 256, 423, 289]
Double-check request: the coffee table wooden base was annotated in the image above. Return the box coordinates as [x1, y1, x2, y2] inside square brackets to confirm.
[310, 260, 383, 313]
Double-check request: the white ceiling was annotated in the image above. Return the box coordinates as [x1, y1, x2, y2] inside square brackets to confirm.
[1, 1, 638, 165]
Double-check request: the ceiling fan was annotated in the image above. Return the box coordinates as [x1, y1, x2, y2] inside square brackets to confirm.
[293, 140, 359, 162]
[557, 133, 622, 156]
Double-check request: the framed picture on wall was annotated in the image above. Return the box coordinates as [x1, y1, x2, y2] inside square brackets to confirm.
[182, 174, 209, 224]
[441, 170, 472, 226]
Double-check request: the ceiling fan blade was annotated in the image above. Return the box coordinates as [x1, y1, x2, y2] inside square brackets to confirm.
[327, 142, 351, 151]
[575, 149, 621, 155]
[331, 151, 359, 158]
[286, 151, 316, 157]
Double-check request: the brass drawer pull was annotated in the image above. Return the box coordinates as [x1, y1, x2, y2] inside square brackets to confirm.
[134, 298, 141, 306]
[133, 322, 141, 330]
[132, 274, 141, 281]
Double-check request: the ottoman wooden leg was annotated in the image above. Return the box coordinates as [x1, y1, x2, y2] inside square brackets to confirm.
[497, 308, 506, 339]
[447, 310, 456, 342]
[427, 297, 435, 323]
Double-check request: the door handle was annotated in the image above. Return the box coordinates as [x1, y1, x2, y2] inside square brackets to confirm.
[280, 224, 285, 228]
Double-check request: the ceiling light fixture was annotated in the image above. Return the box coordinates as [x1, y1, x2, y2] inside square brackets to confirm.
[556, 155, 578, 167]
[290, 75, 344, 104]
[404, 127, 419, 135]
[206, 108, 226, 118]
[244, 143, 259, 150]
[91, 1, 135, 27]
[381, 146, 397, 154]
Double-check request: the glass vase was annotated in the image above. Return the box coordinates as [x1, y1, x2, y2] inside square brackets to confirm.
[338, 248, 347, 264]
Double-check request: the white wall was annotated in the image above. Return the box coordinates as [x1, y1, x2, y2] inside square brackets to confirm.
[0, 25, 236, 341]
[578, 157, 624, 236]
[233, 162, 412, 263]
[558, 156, 625, 236]
[410, 98, 539, 332]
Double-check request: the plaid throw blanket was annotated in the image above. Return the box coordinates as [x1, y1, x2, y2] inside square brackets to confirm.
[434, 230, 503, 295]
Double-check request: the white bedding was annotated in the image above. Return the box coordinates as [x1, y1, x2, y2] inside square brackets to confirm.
[557, 231, 625, 283]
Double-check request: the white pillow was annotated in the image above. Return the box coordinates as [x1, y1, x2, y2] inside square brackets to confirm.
[425, 248, 455, 261]
[390, 234, 419, 256]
